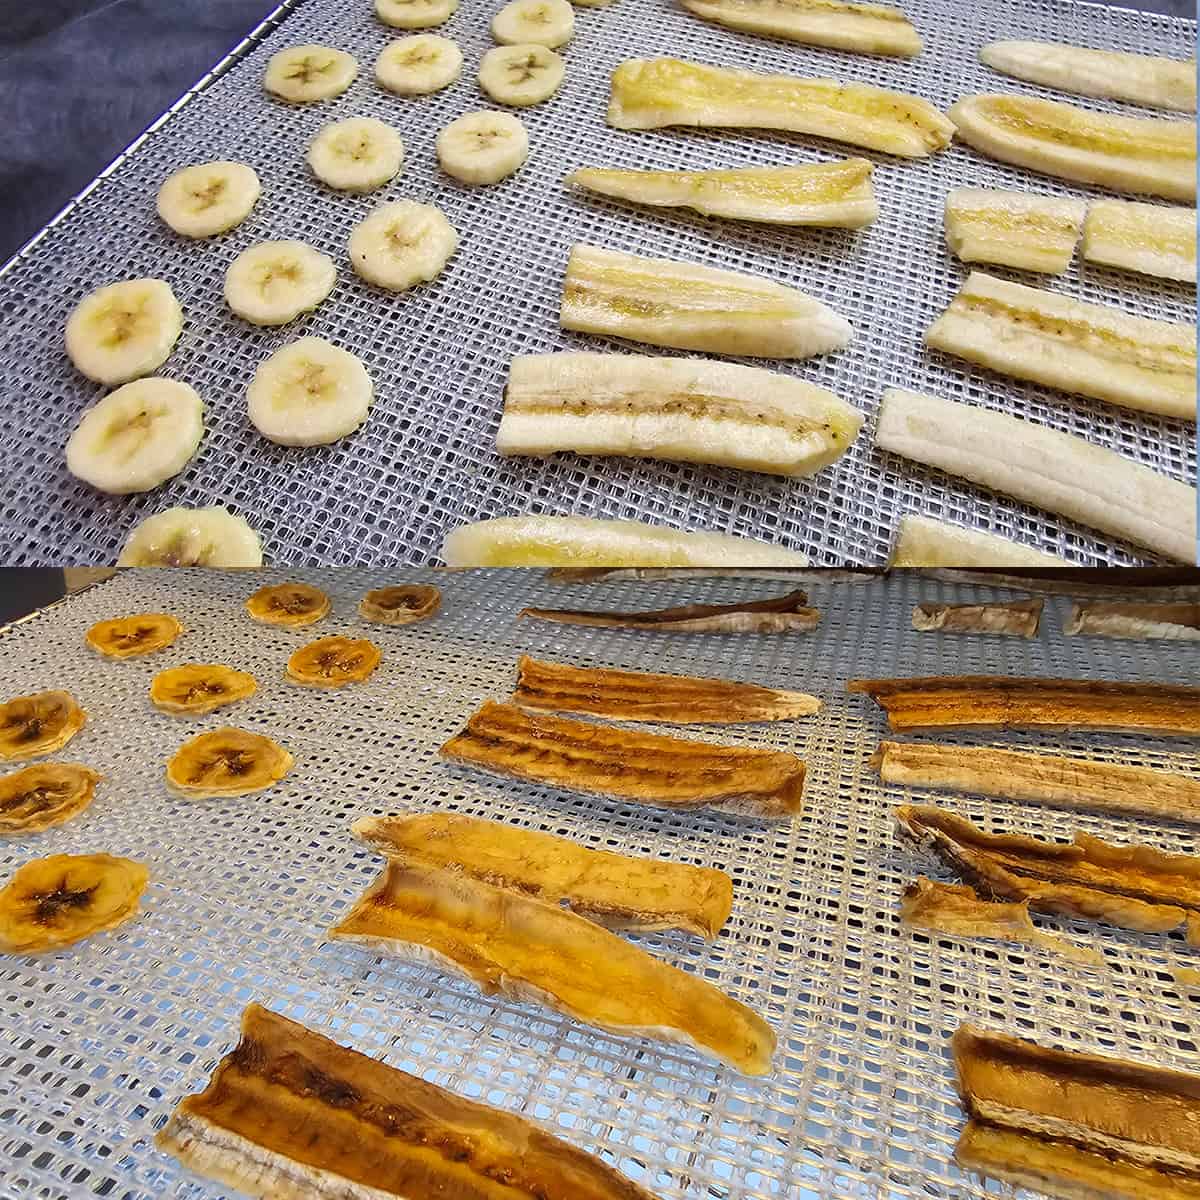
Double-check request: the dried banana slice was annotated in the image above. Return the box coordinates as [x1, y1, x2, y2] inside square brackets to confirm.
[478, 43, 565, 106]
[65, 278, 183, 386]
[306, 117, 405, 192]
[150, 665, 258, 716]
[224, 241, 337, 327]
[166, 728, 293, 798]
[349, 201, 459, 291]
[286, 636, 381, 687]
[492, 0, 574, 47]
[86, 612, 183, 658]
[264, 44, 357, 103]
[0, 764, 102, 835]
[357, 584, 441, 624]
[1082, 199, 1197, 283]
[437, 111, 529, 184]
[245, 582, 331, 626]
[890, 515, 1069, 568]
[376, 0, 459, 27]
[118, 506, 263, 567]
[156, 161, 261, 238]
[944, 188, 1084, 274]
[0, 692, 86, 762]
[375, 35, 463, 95]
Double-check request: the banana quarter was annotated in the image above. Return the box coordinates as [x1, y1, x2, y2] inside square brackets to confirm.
[438, 111, 529, 184]
[492, 0, 574, 47]
[264, 44, 358, 102]
[224, 240, 337, 326]
[307, 118, 404, 192]
[118, 506, 263, 567]
[156, 161, 261, 238]
[375, 0, 459, 27]
[65, 278, 183, 386]
[375, 35, 463, 95]
[478, 44, 565, 106]
[349, 201, 459, 291]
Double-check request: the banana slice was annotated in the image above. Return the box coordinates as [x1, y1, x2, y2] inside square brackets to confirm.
[65, 278, 183, 386]
[166, 728, 293, 798]
[0, 764, 102, 835]
[437, 111, 529, 183]
[247, 338, 373, 446]
[0, 692, 86, 762]
[376, 0, 459, 27]
[264, 44, 358, 103]
[375, 35, 463, 95]
[150, 665, 258, 716]
[118, 506, 263, 567]
[949, 94, 1196, 203]
[891, 515, 1070, 567]
[224, 240, 336, 326]
[287, 637, 382, 687]
[349, 200, 459, 291]
[492, 0, 574, 47]
[944, 188, 1085, 274]
[1082, 200, 1197, 283]
[86, 613, 183, 658]
[306, 117, 404, 192]
[245, 582, 331, 626]
[358, 584, 442, 624]
[478, 44, 565, 106]
[156, 161, 261, 238]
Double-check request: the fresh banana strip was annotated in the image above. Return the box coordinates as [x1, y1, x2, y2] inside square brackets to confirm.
[891, 515, 1069, 567]
[156, 161, 260, 238]
[0, 692, 86, 762]
[561, 244, 852, 358]
[247, 337, 373, 446]
[349, 200, 458, 291]
[117, 506, 263, 567]
[568, 158, 878, 227]
[876, 387, 1198, 563]
[608, 58, 954, 158]
[65, 278, 183, 386]
[1082, 199, 1197, 283]
[437, 110, 529, 184]
[492, 0, 574, 47]
[980, 41, 1196, 113]
[224, 240, 336, 326]
[944, 188, 1084, 274]
[926, 271, 1196, 420]
[375, 0, 459, 28]
[86, 612, 183, 658]
[497, 352, 863, 476]
[948, 94, 1197, 203]
[376, 35, 463, 95]
[478, 43, 565, 106]
[264, 44, 358, 103]
[306, 117, 404, 192]
[244, 582, 331, 626]
[0, 764, 102, 835]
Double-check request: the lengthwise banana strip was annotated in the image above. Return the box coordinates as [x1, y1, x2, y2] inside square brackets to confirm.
[911, 600, 1042, 638]
[943, 188, 1084, 274]
[890, 515, 1069, 568]
[875, 388, 1198, 562]
[609, 58, 953, 158]
[1082, 199, 1197, 283]
[680, 0, 921, 55]
[497, 353, 863, 476]
[1065, 601, 1200, 642]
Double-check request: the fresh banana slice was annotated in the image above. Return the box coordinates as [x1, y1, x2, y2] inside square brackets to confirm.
[0, 764, 102, 836]
[478, 44, 565, 106]
[306, 118, 404, 192]
[64, 279, 183, 386]
[437, 111, 529, 184]
[890, 515, 1069, 567]
[943, 188, 1085, 274]
[65, 379, 203, 495]
[286, 637, 382, 687]
[224, 241, 336, 326]
[492, 0, 574, 47]
[150, 665, 258, 716]
[375, 35, 463, 95]
[156, 161, 261, 238]
[376, 0, 459, 27]
[358, 584, 442, 624]
[86, 613, 183, 659]
[0, 692, 86, 762]
[117, 506, 263, 567]
[166, 728, 294, 798]
[245, 582, 331, 626]
[349, 201, 459, 291]
[1082, 200, 1197, 283]
[264, 44, 358, 103]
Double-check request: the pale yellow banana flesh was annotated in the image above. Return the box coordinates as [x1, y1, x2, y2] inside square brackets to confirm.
[891, 515, 1069, 567]
[1082, 200, 1197, 283]
[943, 188, 1084, 274]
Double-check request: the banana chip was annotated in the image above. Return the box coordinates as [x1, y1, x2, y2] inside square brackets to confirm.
[166, 728, 294, 798]
[244, 582, 331, 627]
[86, 612, 183, 658]
[286, 636, 381, 687]
[150, 665, 258, 716]
[0, 764, 102, 834]
[0, 692, 86, 762]
[357, 584, 441, 625]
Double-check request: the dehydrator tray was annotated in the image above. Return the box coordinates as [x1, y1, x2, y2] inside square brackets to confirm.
[0, 567, 1197, 1199]
[0, 0, 1194, 567]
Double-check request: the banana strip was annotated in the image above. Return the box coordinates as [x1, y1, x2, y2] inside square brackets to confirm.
[1082, 199, 1197, 283]
[911, 600, 1042, 638]
[943, 188, 1084, 274]
[890, 515, 1069, 567]
[545, 568, 855, 583]
[875, 388, 1198, 562]
[949, 94, 1197, 202]
[498, 353, 863, 476]
[568, 159, 878, 227]
[608, 58, 953, 158]
[1065, 601, 1200, 641]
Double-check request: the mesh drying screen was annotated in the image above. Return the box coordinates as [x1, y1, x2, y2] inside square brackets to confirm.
[0, 0, 1194, 567]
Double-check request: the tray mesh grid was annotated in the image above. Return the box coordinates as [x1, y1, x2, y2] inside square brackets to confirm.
[0, 0, 1194, 567]
[0, 567, 1198, 1199]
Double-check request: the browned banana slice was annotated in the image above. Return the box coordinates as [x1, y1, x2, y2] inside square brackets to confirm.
[0, 764, 102, 834]
[150, 664, 258, 716]
[86, 612, 182, 658]
[0, 692, 86, 762]
[0, 852, 148, 953]
[357, 584, 441, 625]
[166, 727, 294, 798]
[244, 582, 331, 626]
[286, 636, 381, 687]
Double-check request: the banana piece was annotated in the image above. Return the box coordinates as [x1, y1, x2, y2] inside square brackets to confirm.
[64, 279, 183, 386]
[891, 515, 1070, 567]
[949, 94, 1196, 203]
[1082, 199, 1197, 283]
[375, 0, 459, 28]
[478, 44, 565, 105]
[497, 352, 863, 476]
[491, 0, 574, 47]
[572, 0, 615, 5]
[247, 337, 373, 446]
[561, 243, 852, 358]
[376, 35, 462, 95]
[66, 379, 203, 494]
[437, 111, 529, 183]
[609, 58, 953, 158]
[264, 44, 357, 103]
[943, 188, 1084, 274]
[349, 200, 458, 290]
[306, 117, 404, 192]
[223, 240, 336, 326]
[980, 41, 1196, 113]
[156, 161, 260, 238]
[118, 506, 263, 567]
[926, 271, 1195, 421]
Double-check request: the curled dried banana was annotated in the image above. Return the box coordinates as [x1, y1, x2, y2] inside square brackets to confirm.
[0, 764, 102, 835]
[0, 692, 86, 762]
[358, 584, 441, 625]
[150, 665, 258, 717]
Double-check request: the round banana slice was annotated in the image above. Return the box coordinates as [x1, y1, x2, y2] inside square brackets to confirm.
[0, 853, 149, 954]
[86, 612, 183, 659]
[491, 0, 573, 47]
[358, 584, 441, 625]
[224, 240, 337, 327]
[0, 692, 86, 763]
[478, 44, 564, 106]
[0, 764, 102, 836]
[66, 379, 203, 495]
[156, 161, 261, 238]
[118, 506, 263, 568]
[376, 0, 459, 28]
[307, 117, 405, 192]
[245, 582, 331, 626]
[166, 727, 293, 799]
[247, 338, 373, 446]
[150, 664, 258, 716]
[437, 110, 529, 184]
[264, 44, 358, 103]
[376, 35, 463, 95]
[349, 201, 459, 291]
[65, 278, 183, 386]
[286, 636, 381, 687]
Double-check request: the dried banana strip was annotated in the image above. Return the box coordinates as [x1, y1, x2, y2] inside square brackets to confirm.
[287, 636, 381, 687]
[911, 600, 1042, 638]
[943, 188, 1084, 274]
[441, 701, 806, 817]
[1082, 199, 1197, 283]
[0, 764, 102, 834]
[244, 582, 330, 626]
[331, 862, 775, 1074]
[86, 612, 182, 658]
[890, 516, 1069, 568]
[158, 1004, 665, 1200]
[166, 727, 294, 798]
[150, 664, 258, 716]
[0, 691, 86, 762]
[357, 584, 441, 625]
[352, 811, 733, 937]
[1065, 601, 1200, 642]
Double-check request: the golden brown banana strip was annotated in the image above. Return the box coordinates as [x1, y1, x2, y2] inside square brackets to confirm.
[441, 701, 806, 817]
[911, 600, 1042, 638]
[943, 188, 1084, 274]
[890, 516, 1069, 567]
[158, 1004, 664, 1200]
[331, 862, 774, 1074]
[1082, 199, 1197, 283]
[609, 58, 954, 158]
[1065, 601, 1200, 641]
[949, 94, 1196, 202]
[351, 811, 733, 937]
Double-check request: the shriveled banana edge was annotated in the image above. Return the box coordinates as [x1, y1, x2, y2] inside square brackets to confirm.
[891, 515, 1070, 567]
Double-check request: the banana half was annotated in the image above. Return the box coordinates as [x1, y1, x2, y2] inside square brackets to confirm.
[438, 111, 529, 184]
[1082, 200, 1197, 283]
[492, 0, 574, 47]
[118, 507, 263, 567]
[65, 278, 183, 386]
[264, 44, 358, 102]
[156, 161, 261, 238]
[349, 201, 459, 291]
[478, 43, 565, 106]
[943, 188, 1085, 274]
[376, 35, 463, 95]
[224, 240, 337, 326]
[375, 0, 459, 27]
[307, 118, 404, 192]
